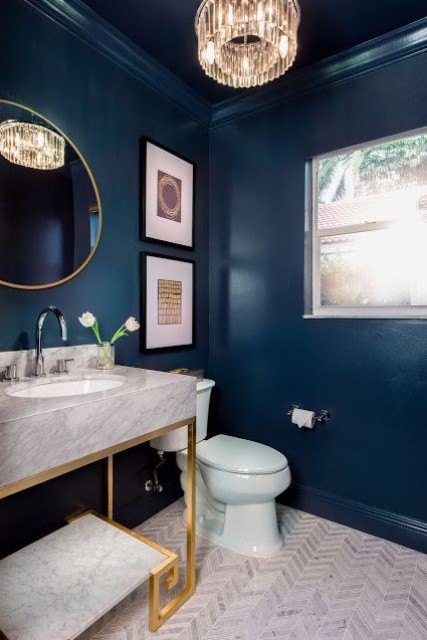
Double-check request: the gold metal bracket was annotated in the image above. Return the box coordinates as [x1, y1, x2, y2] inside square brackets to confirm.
[148, 418, 197, 630]
[67, 508, 180, 624]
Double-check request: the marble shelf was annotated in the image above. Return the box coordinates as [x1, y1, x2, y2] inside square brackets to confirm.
[0, 513, 168, 640]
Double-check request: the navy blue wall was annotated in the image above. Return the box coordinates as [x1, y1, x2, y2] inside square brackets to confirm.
[210, 52, 427, 551]
[0, 0, 209, 555]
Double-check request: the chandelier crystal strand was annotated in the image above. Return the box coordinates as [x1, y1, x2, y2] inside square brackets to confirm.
[196, 0, 300, 88]
[0, 121, 65, 170]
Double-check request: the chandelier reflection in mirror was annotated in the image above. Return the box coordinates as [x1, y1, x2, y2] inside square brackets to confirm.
[0, 120, 65, 170]
[195, 0, 300, 88]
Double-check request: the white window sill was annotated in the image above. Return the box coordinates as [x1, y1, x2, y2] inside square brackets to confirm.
[304, 307, 427, 319]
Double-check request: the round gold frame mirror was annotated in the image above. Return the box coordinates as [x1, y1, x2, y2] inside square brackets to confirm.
[0, 100, 102, 290]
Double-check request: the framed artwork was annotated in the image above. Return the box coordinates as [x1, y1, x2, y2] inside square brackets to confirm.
[140, 137, 195, 248]
[141, 253, 195, 350]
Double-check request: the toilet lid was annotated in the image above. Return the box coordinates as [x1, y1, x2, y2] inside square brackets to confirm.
[197, 435, 288, 474]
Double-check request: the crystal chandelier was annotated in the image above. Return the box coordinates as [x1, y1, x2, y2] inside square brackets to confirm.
[0, 120, 65, 170]
[195, 0, 300, 88]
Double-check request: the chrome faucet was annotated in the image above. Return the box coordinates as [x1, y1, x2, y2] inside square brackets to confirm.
[34, 306, 68, 377]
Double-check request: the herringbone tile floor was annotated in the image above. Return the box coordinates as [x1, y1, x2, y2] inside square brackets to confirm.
[81, 500, 427, 640]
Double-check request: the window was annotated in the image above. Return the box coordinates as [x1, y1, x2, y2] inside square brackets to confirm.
[307, 129, 427, 318]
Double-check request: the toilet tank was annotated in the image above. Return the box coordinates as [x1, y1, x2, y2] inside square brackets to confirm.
[150, 378, 215, 452]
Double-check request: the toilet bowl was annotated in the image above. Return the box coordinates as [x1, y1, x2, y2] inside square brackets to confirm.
[150, 379, 291, 557]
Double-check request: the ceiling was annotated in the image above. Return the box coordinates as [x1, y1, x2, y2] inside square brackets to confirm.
[81, 0, 427, 104]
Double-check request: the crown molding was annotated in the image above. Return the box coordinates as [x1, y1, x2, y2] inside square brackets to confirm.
[212, 17, 427, 128]
[22, 0, 212, 127]
[20, 2, 427, 130]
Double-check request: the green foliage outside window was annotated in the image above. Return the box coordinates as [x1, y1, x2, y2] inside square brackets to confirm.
[318, 134, 427, 204]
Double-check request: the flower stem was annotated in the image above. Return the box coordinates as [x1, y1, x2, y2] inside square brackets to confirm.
[92, 319, 102, 345]
[110, 324, 127, 345]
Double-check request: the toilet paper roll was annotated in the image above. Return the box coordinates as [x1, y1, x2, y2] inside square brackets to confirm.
[291, 408, 315, 429]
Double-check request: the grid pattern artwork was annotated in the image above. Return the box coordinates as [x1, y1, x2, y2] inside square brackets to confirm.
[157, 279, 182, 325]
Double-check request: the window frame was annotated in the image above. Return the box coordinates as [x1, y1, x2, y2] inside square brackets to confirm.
[305, 126, 427, 319]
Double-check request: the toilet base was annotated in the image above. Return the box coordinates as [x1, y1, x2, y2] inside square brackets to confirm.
[190, 500, 284, 558]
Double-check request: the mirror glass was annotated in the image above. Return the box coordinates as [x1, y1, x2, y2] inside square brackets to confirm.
[0, 100, 101, 289]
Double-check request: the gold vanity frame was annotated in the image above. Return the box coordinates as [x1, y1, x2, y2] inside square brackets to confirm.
[0, 416, 197, 632]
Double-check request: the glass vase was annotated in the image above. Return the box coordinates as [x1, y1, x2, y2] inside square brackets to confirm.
[96, 342, 115, 370]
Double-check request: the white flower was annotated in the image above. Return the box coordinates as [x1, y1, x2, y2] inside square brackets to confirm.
[79, 312, 96, 328]
[125, 316, 140, 332]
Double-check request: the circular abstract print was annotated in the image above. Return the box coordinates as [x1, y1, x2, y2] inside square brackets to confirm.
[157, 171, 182, 221]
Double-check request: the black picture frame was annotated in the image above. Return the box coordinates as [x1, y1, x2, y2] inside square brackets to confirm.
[140, 252, 195, 351]
[140, 137, 195, 249]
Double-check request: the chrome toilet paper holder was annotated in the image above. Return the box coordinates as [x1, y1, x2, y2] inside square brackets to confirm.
[287, 405, 331, 424]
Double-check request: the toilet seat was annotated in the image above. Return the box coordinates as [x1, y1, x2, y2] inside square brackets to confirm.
[197, 434, 288, 474]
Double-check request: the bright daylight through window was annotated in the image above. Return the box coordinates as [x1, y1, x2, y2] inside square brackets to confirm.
[309, 129, 427, 317]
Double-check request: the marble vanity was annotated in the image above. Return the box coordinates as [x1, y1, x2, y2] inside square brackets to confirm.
[0, 355, 197, 640]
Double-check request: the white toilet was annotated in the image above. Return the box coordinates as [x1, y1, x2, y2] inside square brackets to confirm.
[151, 379, 291, 557]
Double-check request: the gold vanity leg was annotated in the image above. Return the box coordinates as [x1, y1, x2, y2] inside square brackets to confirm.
[149, 417, 197, 631]
[186, 417, 197, 593]
[107, 455, 114, 520]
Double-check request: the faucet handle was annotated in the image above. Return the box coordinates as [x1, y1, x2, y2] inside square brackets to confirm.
[3, 365, 19, 382]
[55, 358, 74, 374]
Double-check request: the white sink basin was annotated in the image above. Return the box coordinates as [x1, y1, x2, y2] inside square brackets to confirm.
[6, 377, 125, 399]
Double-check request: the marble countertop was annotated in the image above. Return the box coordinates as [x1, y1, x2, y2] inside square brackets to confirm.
[0, 365, 195, 423]
[0, 365, 196, 490]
